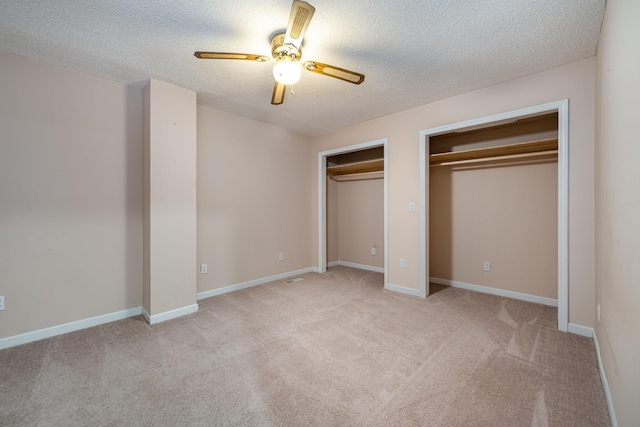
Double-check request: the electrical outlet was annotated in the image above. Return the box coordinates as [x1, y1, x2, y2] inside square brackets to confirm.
[409, 201, 416, 212]
[483, 261, 491, 272]
[279, 252, 284, 261]
[371, 246, 376, 255]
[0, 296, 4, 311]
[400, 258, 406, 268]
[200, 264, 208, 274]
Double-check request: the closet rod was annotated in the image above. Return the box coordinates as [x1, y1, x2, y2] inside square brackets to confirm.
[432, 150, 558, 167]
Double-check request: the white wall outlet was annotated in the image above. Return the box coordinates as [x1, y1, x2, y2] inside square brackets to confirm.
[279, 252, 284, 261]
[200, 264, 208, 274]
[0, 296, 4, 311]
[409, 201, 416, 212]
[371, 246, 376, 255]
[400, 258, 406, 268]
[483, 261, 491, 272]
[597, 303, 601, 322]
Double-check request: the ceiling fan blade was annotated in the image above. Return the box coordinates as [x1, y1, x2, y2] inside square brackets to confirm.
[271, 82, 286, 105]
[284, 1, 315, 49]
[303, 61, 365, 85]
[194, 52, 270, 62]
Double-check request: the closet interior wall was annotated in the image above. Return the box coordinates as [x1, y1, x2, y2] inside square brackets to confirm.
[326, 147, 384, 270]
[429, 114, 559, 299]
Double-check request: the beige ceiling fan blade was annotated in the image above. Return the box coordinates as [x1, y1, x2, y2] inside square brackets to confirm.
[303, 61, 365, 84]
[284, 1, 315, 49]
[271, 82, 286, 105]
[194, 52, 270, 62]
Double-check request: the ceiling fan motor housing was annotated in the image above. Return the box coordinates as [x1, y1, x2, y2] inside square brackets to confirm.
[271, 32, 301, 60]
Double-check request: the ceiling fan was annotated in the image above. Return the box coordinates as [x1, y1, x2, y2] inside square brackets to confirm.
[194, 0, 365, 105]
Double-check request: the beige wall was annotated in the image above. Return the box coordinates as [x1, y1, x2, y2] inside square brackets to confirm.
[0, 52, 142, 338]
[143, 79, 197, 316]
[336, 179, 384, 268]
[311, 57, 596, 327]
[196, 106, 313, 292]
[430, 160, 558, 299]
[595, 0, 640, 425]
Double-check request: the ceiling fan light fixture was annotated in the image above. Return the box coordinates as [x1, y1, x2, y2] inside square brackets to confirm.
[273, 56, 301, 85]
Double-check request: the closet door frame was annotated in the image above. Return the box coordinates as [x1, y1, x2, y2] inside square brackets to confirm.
[418, 100, 569, 332]
[318, 138, 389, 289]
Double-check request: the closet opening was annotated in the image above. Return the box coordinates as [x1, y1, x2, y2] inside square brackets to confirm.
[318, 139, 389, 288]
[419, 100, 568, 332]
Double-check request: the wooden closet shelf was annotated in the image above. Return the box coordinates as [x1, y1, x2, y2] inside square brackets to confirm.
[326, 158, 384, 177]
[429, 138, 558, 165]
[329, 171, 384, 182]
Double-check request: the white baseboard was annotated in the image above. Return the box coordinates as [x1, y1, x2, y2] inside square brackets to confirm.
[567, 323, 594, 338]
[197, 267, 317, 300]
[0, 307, 142, 351]
[387, 283, 422, 297]
[141, 303, 199, 325]
[593, 330, 618, 427]
[327, 261, 340, 267]
[430, 277, 558, 307]
[334, 260, 384, 273]
[0, 267, 317, 349]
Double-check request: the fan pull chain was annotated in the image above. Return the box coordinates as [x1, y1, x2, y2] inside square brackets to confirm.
[290, 84, 295, 95]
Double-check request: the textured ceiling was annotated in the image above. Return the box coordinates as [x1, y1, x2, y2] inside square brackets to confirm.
[0, 0, 605, 136]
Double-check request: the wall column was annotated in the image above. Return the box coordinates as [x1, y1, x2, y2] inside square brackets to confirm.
[142, 79, 197, 324]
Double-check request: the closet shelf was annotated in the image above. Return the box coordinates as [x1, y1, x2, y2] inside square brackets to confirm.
[429, 138, 558, 166]
[329, 171, 384, 182]
[326, 158, 384, 177]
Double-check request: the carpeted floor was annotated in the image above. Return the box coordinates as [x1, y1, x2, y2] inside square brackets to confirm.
[0, 266, 610, 426]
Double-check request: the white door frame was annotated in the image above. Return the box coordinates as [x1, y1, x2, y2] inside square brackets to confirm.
[318, 138, 389, 288]
[419, 100, 569, 332]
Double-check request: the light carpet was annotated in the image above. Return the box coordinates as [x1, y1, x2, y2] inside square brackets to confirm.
[0, 266, 610, 426]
